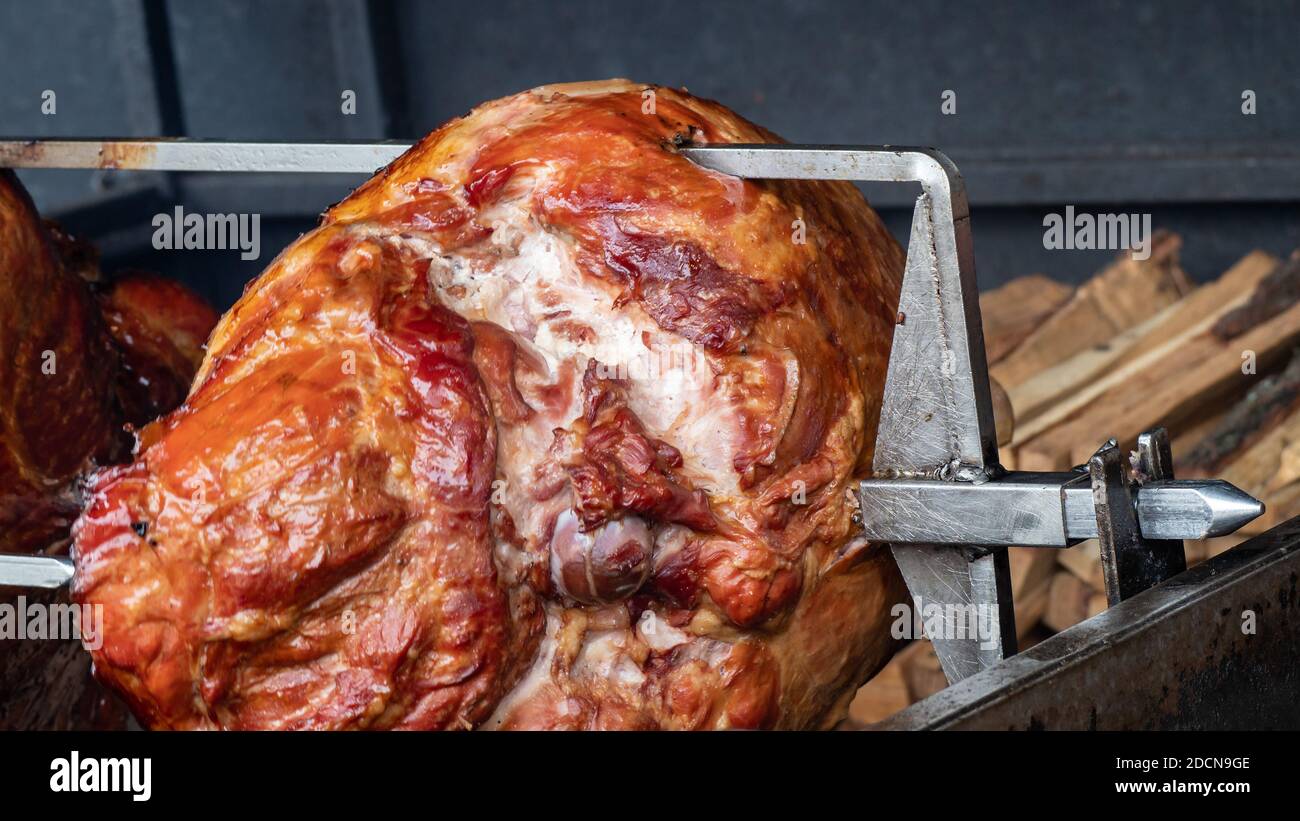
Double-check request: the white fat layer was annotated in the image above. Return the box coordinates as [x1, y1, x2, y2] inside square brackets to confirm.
[636, 609, 690, 652]
[574, 629, 646, 688]
[412, 208, 745, 496]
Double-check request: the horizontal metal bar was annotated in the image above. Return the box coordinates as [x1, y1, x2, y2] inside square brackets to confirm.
[0, 555, 75, 589]
[0, 139, 413, 173]
[860, 473, 1081, 546]
[679, 145, 962, 209]
[858, 474, 1263, 546]
[873, 514, 1300, 730]
[8, 140, 1294, 205]
[688, 143, 1300, 207]
[3, 141, 955, 182]
[913, 143, 1300, 208]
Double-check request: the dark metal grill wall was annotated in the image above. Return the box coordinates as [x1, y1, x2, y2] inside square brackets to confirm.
[2, 0, 1298, 310]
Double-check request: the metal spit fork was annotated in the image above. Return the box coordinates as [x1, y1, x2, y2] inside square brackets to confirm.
[0, 139, 1265, 685]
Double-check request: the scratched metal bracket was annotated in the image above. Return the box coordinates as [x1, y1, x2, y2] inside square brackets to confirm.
[680, 145, 1010, 684]
[681, 144, 1263, 686]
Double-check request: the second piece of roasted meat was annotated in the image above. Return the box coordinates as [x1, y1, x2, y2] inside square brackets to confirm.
[0, 170, 217, 730]
[0, 171, 216, 554]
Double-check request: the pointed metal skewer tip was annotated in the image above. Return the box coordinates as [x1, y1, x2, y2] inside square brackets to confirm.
[1135, 480, 1265, 541]
[0, 554, 75, 589]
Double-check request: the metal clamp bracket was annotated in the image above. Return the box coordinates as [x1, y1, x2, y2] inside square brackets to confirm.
[684, 144, 1263, 685]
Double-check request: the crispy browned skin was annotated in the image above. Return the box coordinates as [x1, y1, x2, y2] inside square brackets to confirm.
[73, 80, 907, 730]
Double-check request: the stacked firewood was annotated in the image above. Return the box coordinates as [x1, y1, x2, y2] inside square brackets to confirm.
[850, 233, 1300, 723]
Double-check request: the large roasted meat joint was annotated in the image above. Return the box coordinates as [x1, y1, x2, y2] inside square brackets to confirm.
[68, 80, 909, 729]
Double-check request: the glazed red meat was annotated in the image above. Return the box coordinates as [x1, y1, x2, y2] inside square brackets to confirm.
[72, 80, 908, 729]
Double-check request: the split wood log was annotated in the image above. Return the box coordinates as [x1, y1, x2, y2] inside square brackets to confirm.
[1043, 570, 1108, 632]
[1009, 545, 1058, 635]
[1005, 303, 1178, 426]
[1183, 350, 1300, 476]
[899, 641, 948, 703]
[1018, 264, 1300, 471]
[1058, 540, 1106, 594]
[1212, 405, 1300, 533]
[1211, 250, 1300, 341]
[990, 232, 1190, 389]
[990, 376, 1015, 447]
[980, 274, 1075, 364]
[1009, 250, 1279, 464]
